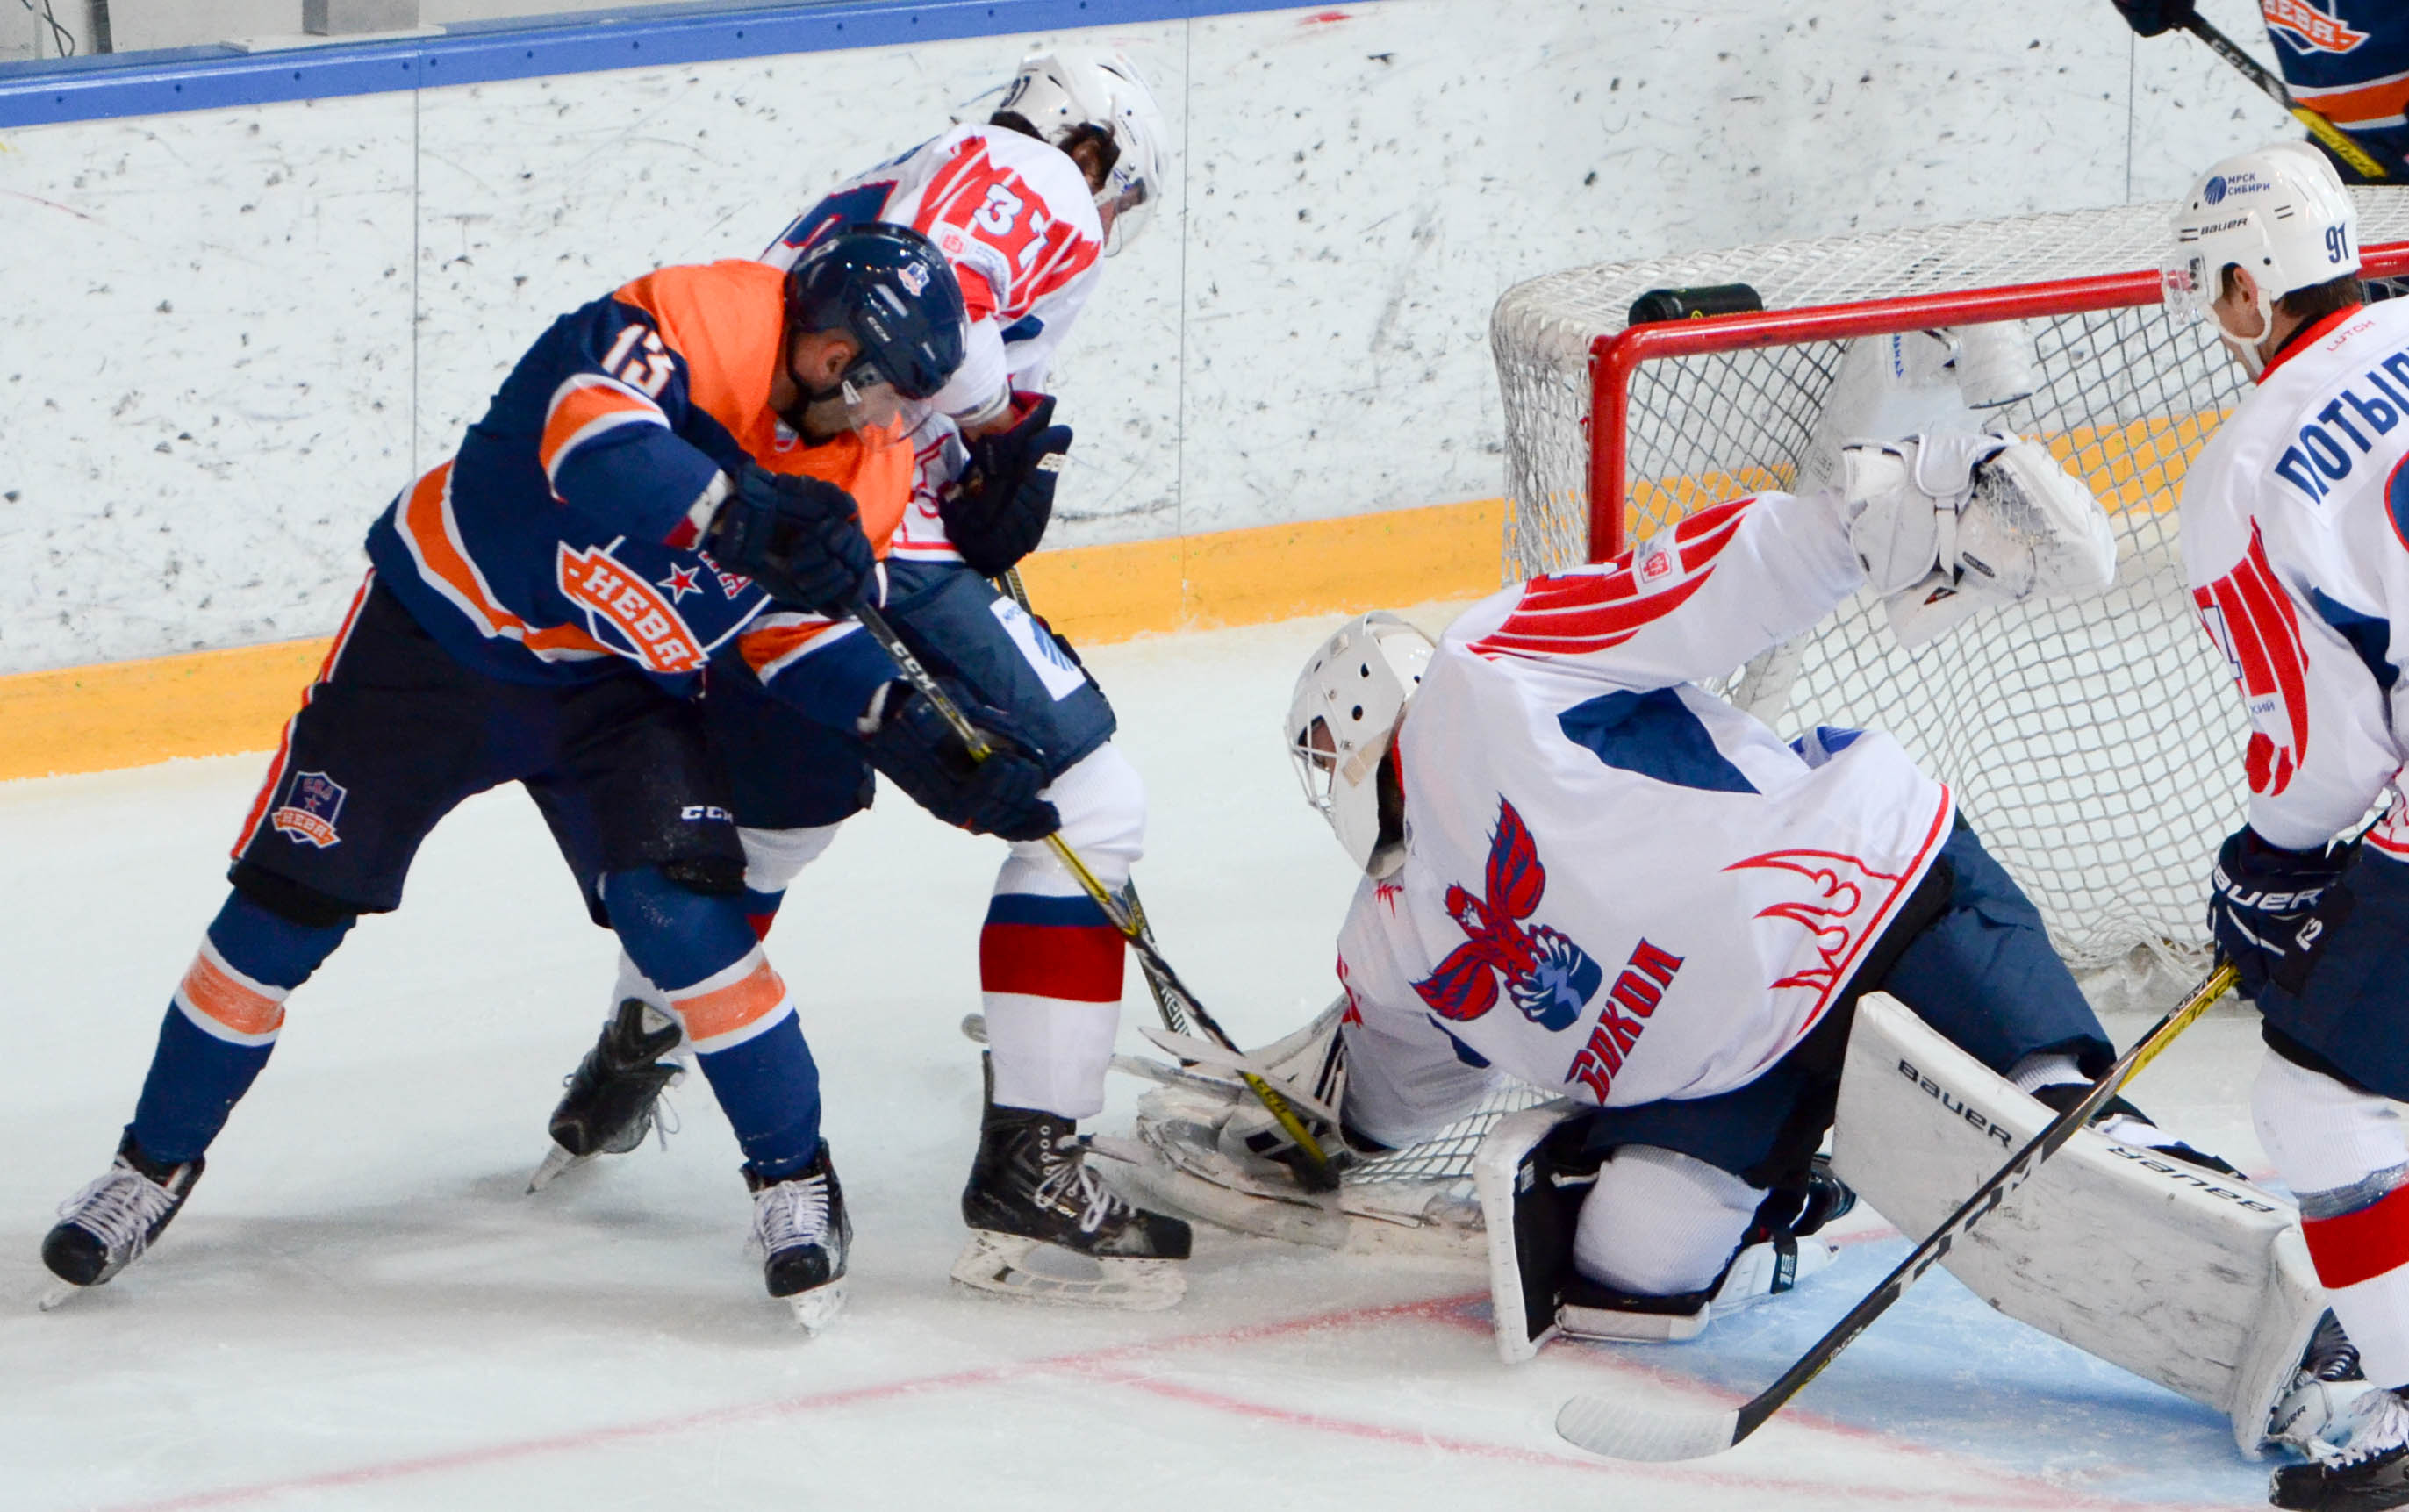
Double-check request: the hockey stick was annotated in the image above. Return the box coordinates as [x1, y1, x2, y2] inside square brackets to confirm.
[1555, 959, 2240, 1462]
[2181, 16, 2393, 183]
[848, 598, 1344, 1189]
[994, 566, 1194, 1038]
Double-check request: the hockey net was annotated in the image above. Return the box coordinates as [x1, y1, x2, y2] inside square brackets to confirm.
[1493, 196, 2409, 983]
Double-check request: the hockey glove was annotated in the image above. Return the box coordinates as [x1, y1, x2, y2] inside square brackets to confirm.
[2208, 825, 2359, 998]
[706, 462, 877, 615]
[2110, 0, 2194, 38]
[858, 679, 1059, 842]
[939, 392, 1072, 578]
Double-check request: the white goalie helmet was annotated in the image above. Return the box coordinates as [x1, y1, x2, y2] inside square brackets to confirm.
[996, 47, 1171, 254]
[1287, 613, 1435, 878]
[2163, 141, 2359, 374]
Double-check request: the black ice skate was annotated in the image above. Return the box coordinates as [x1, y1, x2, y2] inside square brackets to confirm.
[953, 1066, 1192, 1312]
[2272, 1386, 2409, 1511]
[2274, 1312, 2375, 1451]
[40, 1132, 204, 1306]
[746, 1143, 850, 1334]
[527, 999, 685, 1193]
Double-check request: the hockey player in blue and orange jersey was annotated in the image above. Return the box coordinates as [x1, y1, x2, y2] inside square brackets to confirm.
[39, 224, 1052, 1330]
[536, 50, 1201, 1311]
[2112, 0, 2409, 181]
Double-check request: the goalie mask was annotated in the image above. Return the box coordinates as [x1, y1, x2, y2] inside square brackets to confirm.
[2163, 141, 2358, 376]
[1287, 613, 1434, 878]
[994, 47, 1171, 255]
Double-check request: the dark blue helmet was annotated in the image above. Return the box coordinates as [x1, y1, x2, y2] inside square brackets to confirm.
[782, 222, 966, 402]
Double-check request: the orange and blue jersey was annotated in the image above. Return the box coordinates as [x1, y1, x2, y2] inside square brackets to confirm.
[364, 260, 912, 726]
[2263, 0, 2409, 169]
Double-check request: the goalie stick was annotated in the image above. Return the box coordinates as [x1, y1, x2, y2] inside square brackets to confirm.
[2181, 14, 2395, 183]
[848, 598, 1345, 1190]
[1554, 960, 2240, 1463]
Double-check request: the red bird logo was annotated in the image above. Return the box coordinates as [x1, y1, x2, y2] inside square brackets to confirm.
[1413, 798, 1600, 1032]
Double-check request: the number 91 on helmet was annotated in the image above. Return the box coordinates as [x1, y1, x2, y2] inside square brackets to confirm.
[1286, 613, 1435, 878]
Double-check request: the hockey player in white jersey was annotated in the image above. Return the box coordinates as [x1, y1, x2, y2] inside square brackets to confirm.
[534, 49, 1196, 1310]
[2169, 140, 2409, 1511]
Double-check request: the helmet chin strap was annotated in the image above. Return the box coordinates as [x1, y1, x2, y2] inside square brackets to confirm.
[2213, 287, 2277, 380]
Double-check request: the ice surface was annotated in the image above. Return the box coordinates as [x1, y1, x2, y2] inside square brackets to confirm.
[0, 608, 2283, 1510]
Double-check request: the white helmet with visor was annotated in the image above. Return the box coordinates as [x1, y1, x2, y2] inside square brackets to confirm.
[2162, 141, 2359, 376]
[995, 47, 1171, 255]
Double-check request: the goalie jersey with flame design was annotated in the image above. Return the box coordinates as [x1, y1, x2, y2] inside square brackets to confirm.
[1334, 491, 1955, 1143]
[362, 260, 913, 727]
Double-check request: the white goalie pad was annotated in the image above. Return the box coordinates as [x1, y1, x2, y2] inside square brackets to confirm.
[1831, 993, 2325, 1456]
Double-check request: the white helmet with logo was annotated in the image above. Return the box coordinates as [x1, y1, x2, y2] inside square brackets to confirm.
[995, 47, 1171, 254]
[2163, 140, 2359, 374]
[1286, 613, 1435, 878]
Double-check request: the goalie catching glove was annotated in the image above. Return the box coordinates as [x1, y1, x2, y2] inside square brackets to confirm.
[857, 678, 1059, 841]
[940, 392, 1072, 577]
[2210, 826, 2359, 998]
[1841, 431, 2117, 649]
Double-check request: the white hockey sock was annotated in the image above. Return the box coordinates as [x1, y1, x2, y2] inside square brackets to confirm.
[2256, 1050, 2409, 1388]
[2008, 1051, 2084, 1094]
[1573, 1144, 1763, 1297]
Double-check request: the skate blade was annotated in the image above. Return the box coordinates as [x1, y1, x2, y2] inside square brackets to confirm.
[37, 1284, 82, 1312]
[525, 1143, 584, 1194]
[785, 1280, 848, 1336]
[949, 1231, 1186, 1312]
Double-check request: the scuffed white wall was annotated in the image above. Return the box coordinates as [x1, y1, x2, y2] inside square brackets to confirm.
[0, 0, 2296, 673]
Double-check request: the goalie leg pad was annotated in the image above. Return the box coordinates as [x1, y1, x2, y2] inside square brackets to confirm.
[1833, 992, 2323, 1454]
[2256, 1050, 2409, 1391]
[1572, 1143, 1764, 1297]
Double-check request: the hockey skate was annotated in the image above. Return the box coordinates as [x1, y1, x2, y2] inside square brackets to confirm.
[953, 1067, 1192, 1312]
[2272, 1385, 2409, 1511]
[747, 1143, 850, 1333]
[527, 999, 685, 1193]
[40, 1132, 204, 1308]
[2273, 1313, 2377, 1453]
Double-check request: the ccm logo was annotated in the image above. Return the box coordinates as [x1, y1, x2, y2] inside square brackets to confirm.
[1896, 1058, 2012, 1148]
[680, 805, 733, 822]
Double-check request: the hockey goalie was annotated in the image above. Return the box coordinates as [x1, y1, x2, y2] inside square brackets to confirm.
[1125, 425, 2357, 1454]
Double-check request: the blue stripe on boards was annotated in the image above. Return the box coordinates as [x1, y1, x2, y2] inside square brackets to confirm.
[0, 0, 1323, 130]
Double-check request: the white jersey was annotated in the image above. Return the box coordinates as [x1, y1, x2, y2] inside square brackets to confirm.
[764, 125, 1105, 564]
[1336, 491, 1955, 1150]
[2180, 299, 2409, 858]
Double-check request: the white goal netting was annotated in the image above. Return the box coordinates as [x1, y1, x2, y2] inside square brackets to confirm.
[1492, 195, 2409, 977]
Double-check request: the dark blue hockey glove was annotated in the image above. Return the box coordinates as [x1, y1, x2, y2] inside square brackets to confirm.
[859, 679, 1059, 842]
[2109, 0, 2194, 37]
[706, 462, 877, 615]
[2208, 826, 2358, 997]
[939, 392, 1072, 578]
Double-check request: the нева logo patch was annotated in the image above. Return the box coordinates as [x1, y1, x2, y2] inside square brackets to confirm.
[271, 770, 347, 849]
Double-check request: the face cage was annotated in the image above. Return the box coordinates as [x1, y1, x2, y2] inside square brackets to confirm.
[1288, 717, 1342, 830]
[1100, 175, 1154, 257]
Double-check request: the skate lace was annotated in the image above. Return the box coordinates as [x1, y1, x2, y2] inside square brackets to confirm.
[1034, 1137, 1128, 1235]
[751, 1173, 830, 1254]
[56, 1163, 177, 1260]
[2312, 1388, 2409, 1469]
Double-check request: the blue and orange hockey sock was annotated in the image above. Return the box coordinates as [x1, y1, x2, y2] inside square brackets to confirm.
[129, 891, 353, 1164]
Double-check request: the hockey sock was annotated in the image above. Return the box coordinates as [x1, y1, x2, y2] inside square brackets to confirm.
[742, 886, 784, 942]
[606, 867, 821, 1179]
[2257, 1050, 2409, 1387]
[130, 891, 353, 1164]
[979, 887, 1124, 1121]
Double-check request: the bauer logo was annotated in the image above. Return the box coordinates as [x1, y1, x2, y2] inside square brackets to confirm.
[270, 770, 346, 849]
[1896, 1057, 2013, 1148]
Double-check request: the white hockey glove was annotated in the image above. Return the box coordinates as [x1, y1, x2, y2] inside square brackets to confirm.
[1842, 432, 2117, 649]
